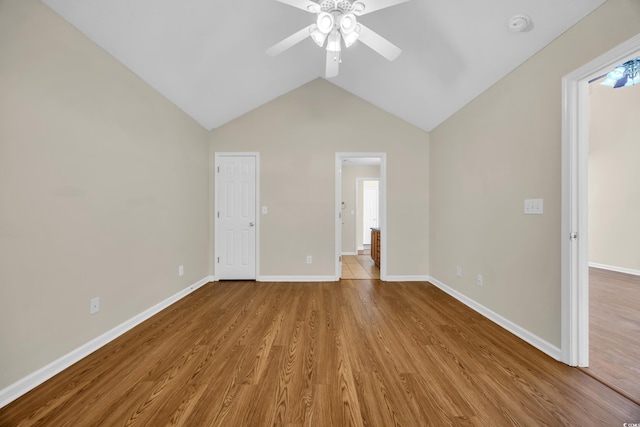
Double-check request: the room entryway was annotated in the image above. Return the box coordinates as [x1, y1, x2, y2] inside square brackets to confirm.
[561, 33, 640, 368]
[581, 65, 640, 404]
[335, 153, 387, 281]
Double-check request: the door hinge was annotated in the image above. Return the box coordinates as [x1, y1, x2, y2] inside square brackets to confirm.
[339, 256, 342, 262]
[339, 212, 342, 219]
[217, 257, 220, 263]
[217, 211, 220, 218]
[217, 166, 220, 173]
[570, 232, 578, 241]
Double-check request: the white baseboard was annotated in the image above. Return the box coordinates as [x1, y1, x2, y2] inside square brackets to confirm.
[341, 252, 358, 256]
[589, 262, 640, 277]
[428, 276, 562, 361]
[385, 275, 430, 282]
[257, 276, 338, 282]
[0, 276, 214, 409]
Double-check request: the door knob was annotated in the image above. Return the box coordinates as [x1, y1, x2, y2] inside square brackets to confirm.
[249, 222, 255, 227]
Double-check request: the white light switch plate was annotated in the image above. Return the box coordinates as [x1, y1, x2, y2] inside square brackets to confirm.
[524, 199, 543, 215]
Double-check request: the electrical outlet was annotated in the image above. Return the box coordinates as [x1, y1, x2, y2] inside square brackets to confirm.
[306, 256, 312, 264]
[456, 266, 462, 277]
[90, 297, 100, 314]
[477, 274, 483, 287]
[178, 265, 184, 276]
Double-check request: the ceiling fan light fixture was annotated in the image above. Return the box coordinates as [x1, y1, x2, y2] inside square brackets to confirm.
[310, 25, 329, 47]
[601, 58, 640, 88]
[339, 13, 357, 33]
[317, 12, 334, 34]
[267, 0, 408, 78]
[342, 23, 360, 47]
[307, 3, 321, 13]
[351, 1, 365, 15]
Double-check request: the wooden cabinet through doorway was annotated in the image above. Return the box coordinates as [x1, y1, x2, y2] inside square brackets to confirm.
[371, 228, 380, 266]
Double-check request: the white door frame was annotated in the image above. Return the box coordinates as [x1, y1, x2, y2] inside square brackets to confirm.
[336, 153, 387, 281]
[214, 152, 260, 280]
[561, 33, 640, 366]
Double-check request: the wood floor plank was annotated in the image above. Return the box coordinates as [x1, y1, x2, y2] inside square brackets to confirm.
[588, 267, 640, 403]
[2, 279, 639, 426]
[341, 255, 380, 280]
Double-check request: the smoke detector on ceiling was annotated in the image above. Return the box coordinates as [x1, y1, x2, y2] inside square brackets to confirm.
[508, 14, 532, 33]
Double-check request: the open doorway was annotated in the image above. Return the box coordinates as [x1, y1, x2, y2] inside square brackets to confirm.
[335, 153, 386, 280]
[584, 63, 640, 403]
[562, 34, 640, 390]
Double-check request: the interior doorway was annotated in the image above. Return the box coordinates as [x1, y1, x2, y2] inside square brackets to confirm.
[561, 34, 640, 367]
[584, 57, 640, 403]
[335, 153, 387, 280]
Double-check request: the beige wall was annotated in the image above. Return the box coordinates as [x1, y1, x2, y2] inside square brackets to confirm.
[589, 82, 640, 271]
[0, 0, 210, 390]
[210, 79, 429, 278]
[429, 0, 640, 347]
[341, 165, 380, 254]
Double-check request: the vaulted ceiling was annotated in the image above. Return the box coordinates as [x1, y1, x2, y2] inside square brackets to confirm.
[41, 0, 604, 132]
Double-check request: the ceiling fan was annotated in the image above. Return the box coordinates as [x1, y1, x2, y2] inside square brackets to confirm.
[266, 0, 410, 78]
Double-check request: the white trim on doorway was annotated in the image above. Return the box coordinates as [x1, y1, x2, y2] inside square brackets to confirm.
[336, 153, 387, 281]
[561, 33, 640, 367]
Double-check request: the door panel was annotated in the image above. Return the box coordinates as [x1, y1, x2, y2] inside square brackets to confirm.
[217, 156, 256, 280]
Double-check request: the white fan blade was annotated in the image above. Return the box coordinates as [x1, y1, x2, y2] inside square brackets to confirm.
[356, 23, 401, 61]
[355, 0, 410, 15]
[326, 50, 340, 78]
[266, 25, 314, 56]
[276, 0, 321, 13]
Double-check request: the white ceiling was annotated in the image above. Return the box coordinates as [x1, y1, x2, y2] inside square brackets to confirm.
[40, 0, 604, 132]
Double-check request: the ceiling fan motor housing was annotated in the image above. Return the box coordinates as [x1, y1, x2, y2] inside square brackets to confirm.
[318, 0, 365, 14]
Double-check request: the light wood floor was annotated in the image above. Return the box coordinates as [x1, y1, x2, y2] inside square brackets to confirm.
[587, 267, 640, 404]
[341, 255, 379, 279]
[1, 279, 639, 426]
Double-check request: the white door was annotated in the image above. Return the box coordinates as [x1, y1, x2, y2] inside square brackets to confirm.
[216, 155, 256, 280]
[362, 181, 379, 245]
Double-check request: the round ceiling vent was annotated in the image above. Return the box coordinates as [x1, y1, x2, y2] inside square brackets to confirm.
[508, 14, 532, 33]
